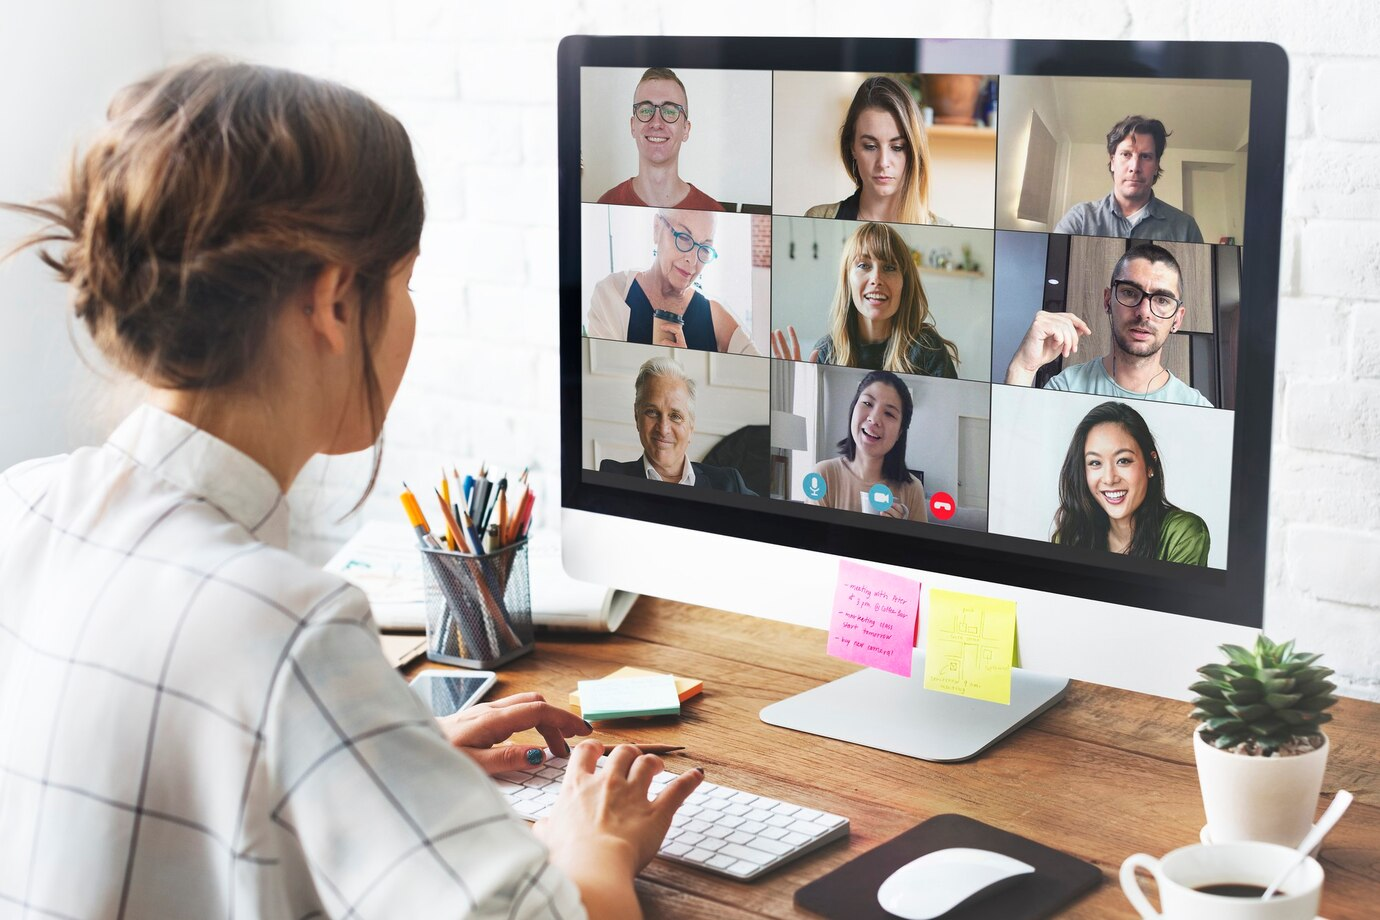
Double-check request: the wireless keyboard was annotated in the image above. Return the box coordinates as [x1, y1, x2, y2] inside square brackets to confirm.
[494, 752, 850, 880]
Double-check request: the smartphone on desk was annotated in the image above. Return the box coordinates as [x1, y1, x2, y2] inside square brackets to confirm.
[409, 670, 497, 717]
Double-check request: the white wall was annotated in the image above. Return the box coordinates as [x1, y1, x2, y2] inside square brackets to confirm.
[0, 0, 163, 469]
[994, 75, 1069, 231]
[580, 66, 773, 209]
[3, 0, 1378, 700]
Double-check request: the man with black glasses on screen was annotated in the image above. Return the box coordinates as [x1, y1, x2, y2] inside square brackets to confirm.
[597, 67, 725, 211]
[1054, 115, 1205, 244]
[1004, 243, 1213, 408]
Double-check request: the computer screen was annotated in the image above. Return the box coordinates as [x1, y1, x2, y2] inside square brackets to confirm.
[559, 37, 1285, 714]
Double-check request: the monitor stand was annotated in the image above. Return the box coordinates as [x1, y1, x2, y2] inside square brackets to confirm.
[759, 648, 1069, 762]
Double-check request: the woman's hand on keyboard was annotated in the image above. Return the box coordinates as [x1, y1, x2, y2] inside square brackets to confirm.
[535, 740, 704, 907]
[437, 691, 591, 774]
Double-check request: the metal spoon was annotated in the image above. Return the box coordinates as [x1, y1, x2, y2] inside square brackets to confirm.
[1262, 789, 1353, 899]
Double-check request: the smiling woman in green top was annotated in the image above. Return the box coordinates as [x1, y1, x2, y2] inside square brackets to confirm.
[1053, 401, 1210, 565]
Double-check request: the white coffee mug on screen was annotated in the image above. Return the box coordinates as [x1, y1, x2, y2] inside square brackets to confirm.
[859, 490, 907, 518]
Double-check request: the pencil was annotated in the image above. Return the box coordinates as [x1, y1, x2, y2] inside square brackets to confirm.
[598, 744, 685, 755]
[434, 488, 469, 553]
[400, 484, 442, 549]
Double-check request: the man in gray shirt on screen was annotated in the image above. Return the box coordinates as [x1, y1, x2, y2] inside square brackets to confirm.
[1004, 243, 1213, 408]
[1054, 115, 1205, 243]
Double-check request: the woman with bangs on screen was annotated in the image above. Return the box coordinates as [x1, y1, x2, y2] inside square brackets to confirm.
[808, 370, 929, 522]
[805, 75, 949, 226]
[1053, 401, 1210, 566]
[772, 221, 958, 378]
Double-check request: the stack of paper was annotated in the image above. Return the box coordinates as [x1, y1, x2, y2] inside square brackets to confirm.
[569, 666, 703, 707]
[576, 674, 682, 722]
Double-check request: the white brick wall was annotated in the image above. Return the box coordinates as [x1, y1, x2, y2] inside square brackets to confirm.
[100, 0, 1380, 700]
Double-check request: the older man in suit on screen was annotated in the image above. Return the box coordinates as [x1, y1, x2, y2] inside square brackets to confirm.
[599, 357, 755, 494]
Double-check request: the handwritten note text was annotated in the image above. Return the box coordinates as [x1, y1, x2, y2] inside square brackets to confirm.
[827, 561, 920, 677]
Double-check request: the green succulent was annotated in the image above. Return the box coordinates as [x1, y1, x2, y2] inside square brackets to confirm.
[1190, 635, 1337, 753]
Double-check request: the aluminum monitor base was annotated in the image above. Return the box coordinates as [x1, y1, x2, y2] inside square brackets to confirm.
[759, 650, 1069, 762]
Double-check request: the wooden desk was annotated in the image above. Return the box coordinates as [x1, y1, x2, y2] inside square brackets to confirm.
[412, 598, 1380, 919]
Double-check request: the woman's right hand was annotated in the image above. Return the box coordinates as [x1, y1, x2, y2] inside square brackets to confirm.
[771, 326, 820, 362]
[653, 317, 688, 348]
[534, 740, 703, 913]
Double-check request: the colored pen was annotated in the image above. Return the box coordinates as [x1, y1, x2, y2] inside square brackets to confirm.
[515, 486, 537, 539]
[459, 504, 484, 554]
[503, 482, 527, 544]
[481, 476, 506, 532]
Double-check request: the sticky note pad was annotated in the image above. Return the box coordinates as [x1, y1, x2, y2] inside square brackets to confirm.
[577, 674, 681, 721]
[827, 560, 920, 677]
[923, 589, 1017, 704]
[569, 667, 703, 707]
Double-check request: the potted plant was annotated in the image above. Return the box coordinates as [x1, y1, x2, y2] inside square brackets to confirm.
[1189, 635, 1338, 847]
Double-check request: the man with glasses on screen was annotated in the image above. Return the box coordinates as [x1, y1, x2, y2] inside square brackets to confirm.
[597, 67, 725, 211]
[1054, 115, 1204, 244]
[1004, 243, 1213, 407]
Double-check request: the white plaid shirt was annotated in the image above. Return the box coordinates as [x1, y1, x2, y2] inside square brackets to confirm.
[0, 405, 585, 919]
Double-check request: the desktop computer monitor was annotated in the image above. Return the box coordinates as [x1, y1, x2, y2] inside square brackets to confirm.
[558, 36, 1286, 759]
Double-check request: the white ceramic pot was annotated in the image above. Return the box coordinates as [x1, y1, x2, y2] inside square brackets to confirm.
[1193, 729, 1328, 847]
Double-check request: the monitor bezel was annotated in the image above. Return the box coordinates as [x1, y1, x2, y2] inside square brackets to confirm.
[558, 36, 1286, 626]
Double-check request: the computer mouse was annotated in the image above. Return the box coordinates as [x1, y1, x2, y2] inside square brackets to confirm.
[876, 847, 1036, 919]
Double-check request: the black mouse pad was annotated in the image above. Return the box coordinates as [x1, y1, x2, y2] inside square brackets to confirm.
[795, 813, 1102, 919]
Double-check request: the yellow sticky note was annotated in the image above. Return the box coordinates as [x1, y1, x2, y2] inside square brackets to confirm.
[922, 589, 1017, 705]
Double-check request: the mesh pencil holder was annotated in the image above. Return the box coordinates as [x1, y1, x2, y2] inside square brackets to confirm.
[420, 540, 533, 668]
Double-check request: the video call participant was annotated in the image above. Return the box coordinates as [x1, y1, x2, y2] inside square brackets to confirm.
[0, 60, 700, 918]
[597, 67, 725, 211]
[772, 222, 958, 377]
[1053, 115, 1205, 243]
[807, 370, 929, 521]
[586, 208, 758, 354]
[1003, 242, 1212, 407]
[805, 75, 949, 226]
[599, 357, 756, 494]
[1054, 401, 1209, 565]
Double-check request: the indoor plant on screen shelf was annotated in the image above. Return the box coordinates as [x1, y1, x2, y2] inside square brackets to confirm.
[1190, 635, 1339, 847]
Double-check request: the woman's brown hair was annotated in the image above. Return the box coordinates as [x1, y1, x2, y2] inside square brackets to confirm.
[6, 57, 424, 494]
[838, 75, 937, 225]
[825, 222, 957, 374]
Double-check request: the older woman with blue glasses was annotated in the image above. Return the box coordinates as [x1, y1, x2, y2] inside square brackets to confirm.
[586, 208, 760, 354]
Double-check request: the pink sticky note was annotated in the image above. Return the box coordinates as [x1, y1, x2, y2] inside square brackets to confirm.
[827, 560, 921, 677]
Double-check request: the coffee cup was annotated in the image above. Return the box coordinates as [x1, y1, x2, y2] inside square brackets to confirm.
[1120, 842, 1322, 919]
[859, 490, 907, 518]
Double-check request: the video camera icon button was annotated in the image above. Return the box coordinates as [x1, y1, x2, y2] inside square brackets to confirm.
[802, 472, 827, 501]
[868, 484, 894, 512]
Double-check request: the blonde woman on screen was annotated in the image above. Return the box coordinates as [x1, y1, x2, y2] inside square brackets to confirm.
[0, 58, 699, 919]
[773, 222, 958, 377]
